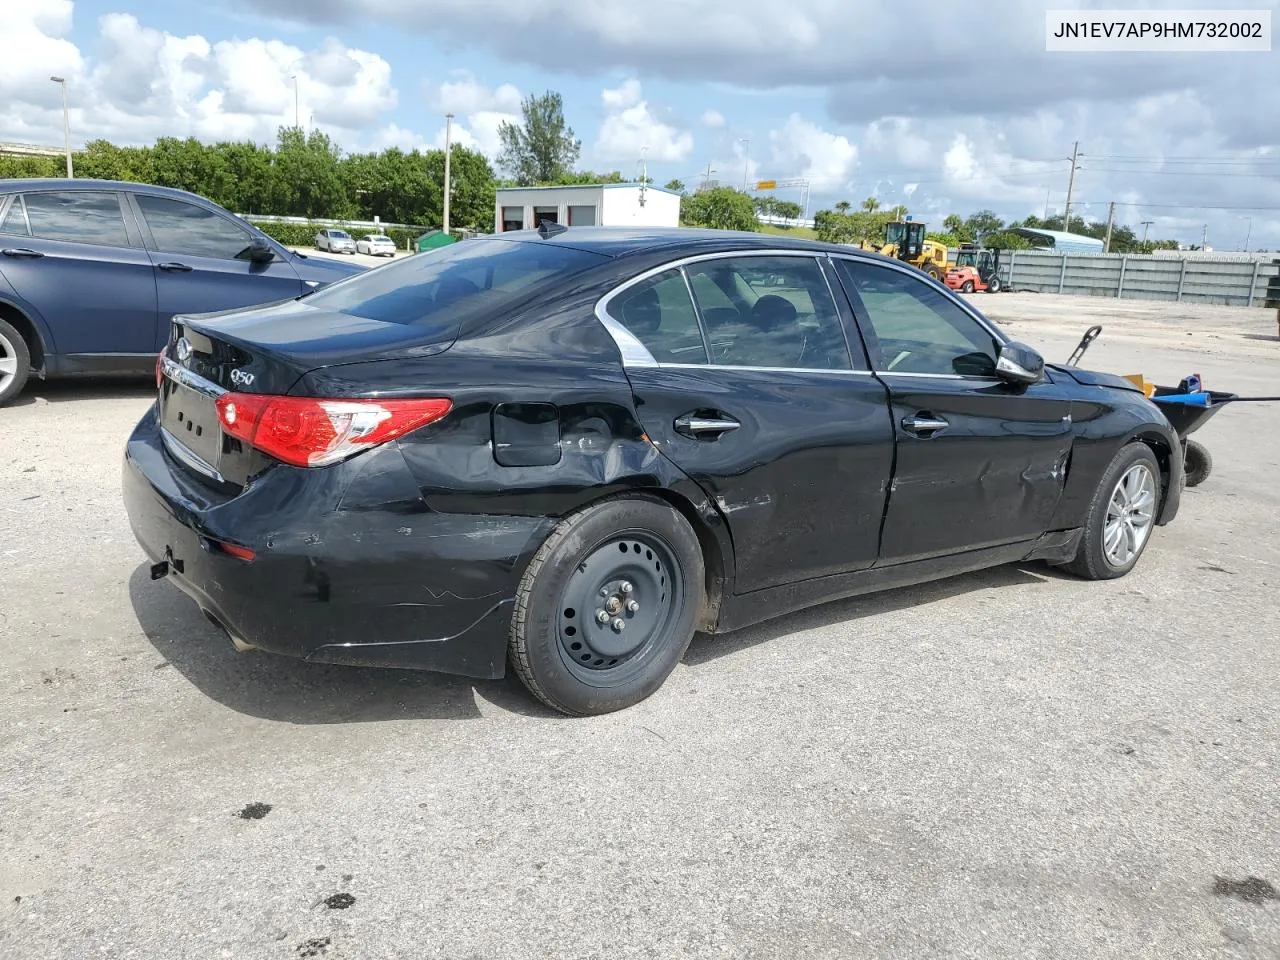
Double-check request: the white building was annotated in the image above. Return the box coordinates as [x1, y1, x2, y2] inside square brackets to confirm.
[494, 183, 681, 233]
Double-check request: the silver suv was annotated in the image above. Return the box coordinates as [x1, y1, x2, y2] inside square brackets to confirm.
[315, 229, 356, 254]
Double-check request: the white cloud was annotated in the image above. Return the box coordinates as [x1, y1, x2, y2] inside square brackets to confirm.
[0, 4, 398, 150]
[422, 72, 520, 158]
[701, 109, 726, 128]
[594, 77, 693, 164]
[767, 114, 857, 192]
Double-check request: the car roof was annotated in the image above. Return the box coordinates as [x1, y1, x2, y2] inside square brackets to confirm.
[485, 225, 895, 264]
[0, 178, 218, 203]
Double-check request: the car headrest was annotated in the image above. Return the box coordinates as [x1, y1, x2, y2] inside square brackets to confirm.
[435, 276, 480, 307]
[748, 294, 797, 332]
[621, 286, 661, 335]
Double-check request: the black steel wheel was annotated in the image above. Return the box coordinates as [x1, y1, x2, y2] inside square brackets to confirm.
[1183, 439, 1213, 487]
[509, 497, 704, 716]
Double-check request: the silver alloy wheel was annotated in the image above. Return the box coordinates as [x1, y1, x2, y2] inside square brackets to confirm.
[1103, 462, 1157, 567]
[0, 329, 18, 393]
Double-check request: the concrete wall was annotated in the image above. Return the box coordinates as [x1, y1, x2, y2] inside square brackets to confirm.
[1000, 249, 1280, 307]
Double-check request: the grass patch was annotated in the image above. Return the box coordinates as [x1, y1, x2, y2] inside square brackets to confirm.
[755, 223, 820, 241]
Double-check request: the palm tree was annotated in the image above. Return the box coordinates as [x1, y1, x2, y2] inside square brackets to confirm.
[834, 200, 851, 214]
[861, 197, 880, 213]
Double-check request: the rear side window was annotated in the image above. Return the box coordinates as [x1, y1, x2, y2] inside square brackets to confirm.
[302, 238, 608, 331]
[0, 196, 28, 235]
[24, 191, 129, 247]
[610, 269, 708, 364]
[136, 196, 258, 260]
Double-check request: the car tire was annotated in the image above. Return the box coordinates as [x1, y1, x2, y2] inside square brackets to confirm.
[1062, 442, 1162, 581]
[509, 496, 705, 716]
[0, 316, 32, 406]
[1183, 439, 1212, 487]
[962, 280, 975, 293]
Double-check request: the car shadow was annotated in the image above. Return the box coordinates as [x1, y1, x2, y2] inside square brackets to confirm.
[11, 377, 155, 406]
[128, 564, 558, 723]
[684, 563, 1052, 667]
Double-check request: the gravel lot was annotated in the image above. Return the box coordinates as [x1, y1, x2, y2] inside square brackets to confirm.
[2, 292, 1278, 959]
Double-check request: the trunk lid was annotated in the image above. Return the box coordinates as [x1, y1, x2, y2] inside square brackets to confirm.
[159, 298, 457, 489]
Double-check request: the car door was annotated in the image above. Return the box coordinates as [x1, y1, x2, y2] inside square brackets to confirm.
[832, 256, 1074, 565]
[129, 194, 304, 346]
[602, 252, 895, 594]
[0, 190, 158, 364]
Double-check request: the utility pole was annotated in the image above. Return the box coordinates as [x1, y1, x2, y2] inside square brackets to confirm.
[701, 161, 715, 190]
[290, 75, 299, 130]
[1062, 140, 1081, 231]
[1043, 187, 1051, 222]
[739, 139, 750, 191]
[442, 113, 454, 235]
[1201, 223, 1208, 250]
[1242, 216, 1252, 252]
[1103, 201, 1115, 253]
[50, 76, 72, 177]
[1140, 220, 1154, 246]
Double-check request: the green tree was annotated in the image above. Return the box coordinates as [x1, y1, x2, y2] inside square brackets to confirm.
[963, 210, 1004, 240]
[861, 196, 881, 213]
[680, 187, 759, 231]
[775, 200, 802, 222]
[497, 90, 581, 185]
[269, 127, 350, 219]
[834, 200, 851, 214]
[664, 178, 686, 194]
[753, 195, 779, 217]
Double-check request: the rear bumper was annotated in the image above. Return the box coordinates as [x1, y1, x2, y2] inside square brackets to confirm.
[122, 405, 550, 679]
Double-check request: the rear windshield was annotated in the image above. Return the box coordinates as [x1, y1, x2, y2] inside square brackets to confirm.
[302, 238, 608, 328]
[331, 231, 351, 239]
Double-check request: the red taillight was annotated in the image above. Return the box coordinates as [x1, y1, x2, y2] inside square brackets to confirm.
[156, 352, 165, 388]
[214, 393, 452, 467]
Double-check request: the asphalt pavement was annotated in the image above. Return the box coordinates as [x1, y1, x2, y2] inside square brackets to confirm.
[1, 293, 1278, 959]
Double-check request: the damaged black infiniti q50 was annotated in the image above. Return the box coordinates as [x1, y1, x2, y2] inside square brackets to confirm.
[123, 225, 1182, 715]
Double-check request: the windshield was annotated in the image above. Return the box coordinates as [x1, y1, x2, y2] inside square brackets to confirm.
[884, 222, 906, 246]
[301, 237, 608, 331]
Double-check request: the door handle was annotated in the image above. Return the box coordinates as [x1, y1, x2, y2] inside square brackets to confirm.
[902, 414, 950, 435]
[2, 248, 43, 258]
[674, 413, 741, 438]
[157, 262, 193, 272]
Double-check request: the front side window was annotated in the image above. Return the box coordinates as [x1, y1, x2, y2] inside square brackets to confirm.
[609, 269, 707, 364]
[135, 196, 258, 260]
[683, 256, 853, 371]
[301, 237, 607, 335]
[836, 259, 1000, 377]
[24, 191, 129, 247]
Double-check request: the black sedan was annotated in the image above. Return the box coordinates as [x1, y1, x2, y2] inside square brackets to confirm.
[123, 226, 1183, 715]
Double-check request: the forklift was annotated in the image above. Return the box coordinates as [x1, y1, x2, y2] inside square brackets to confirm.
[943, 244, 1004, 293]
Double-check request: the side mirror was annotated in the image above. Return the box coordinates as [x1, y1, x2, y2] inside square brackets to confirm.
[996, 341, 1045, 384]
[247, 237, 275, 263]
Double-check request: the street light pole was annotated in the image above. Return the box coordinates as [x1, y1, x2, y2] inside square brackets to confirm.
[50, 76, 72, 178]
[442, 113, 454, 235]
[739, 138, 750, 191]
[1242, 216, 1252, 253]
[290, 75, 299, 130]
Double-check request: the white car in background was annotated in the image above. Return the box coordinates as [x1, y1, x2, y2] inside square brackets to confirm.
[356, 234, 397, 257]
[315, 229, 357, 254]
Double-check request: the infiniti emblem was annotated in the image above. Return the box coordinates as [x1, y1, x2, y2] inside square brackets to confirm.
[175, 337, 192, 362]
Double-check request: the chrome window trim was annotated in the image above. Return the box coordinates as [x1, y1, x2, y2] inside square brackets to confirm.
[595, 248, 862, 374]
[823, 252, 1010, 376]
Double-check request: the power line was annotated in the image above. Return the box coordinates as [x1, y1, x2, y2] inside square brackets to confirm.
[1085, 168, 1280, 177]
[1077, 200, 1280, 211]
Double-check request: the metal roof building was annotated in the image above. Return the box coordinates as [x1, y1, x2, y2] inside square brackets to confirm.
[1010, 228, 1105, 253]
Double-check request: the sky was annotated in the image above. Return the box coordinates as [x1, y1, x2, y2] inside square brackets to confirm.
[2, 0, 1279, 249]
